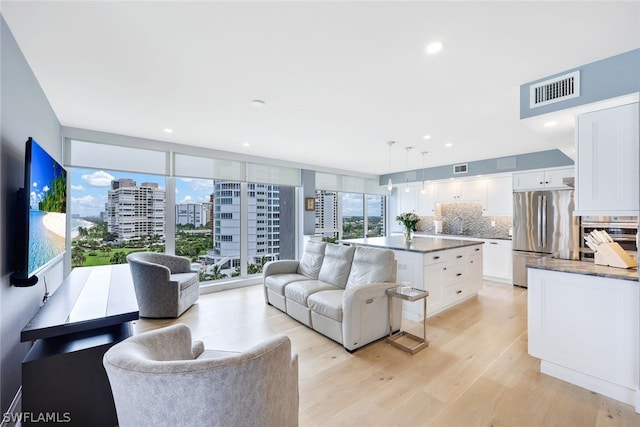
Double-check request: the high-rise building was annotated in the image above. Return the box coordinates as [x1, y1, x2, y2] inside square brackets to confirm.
[175, 203, 209, 227]
[107, 179, 166, 242]
[206, 181, 284, 270]
[314, 190, 339, 238]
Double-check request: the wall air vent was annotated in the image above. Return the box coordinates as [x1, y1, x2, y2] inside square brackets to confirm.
[529, 70, 580, 108]
[453, 163, 468, 174]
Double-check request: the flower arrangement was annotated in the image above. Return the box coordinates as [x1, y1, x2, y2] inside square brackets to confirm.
[396, 212, 420, 233]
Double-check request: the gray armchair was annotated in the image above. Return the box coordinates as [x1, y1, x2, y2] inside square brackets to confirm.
[103, 324, 299, 427]
[126, 252, 199, 318]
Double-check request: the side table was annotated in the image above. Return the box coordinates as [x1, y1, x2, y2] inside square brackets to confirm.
[386, 286, 429, 354]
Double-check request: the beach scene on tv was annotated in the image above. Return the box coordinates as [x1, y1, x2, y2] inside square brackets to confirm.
[29, 141, 67, 275]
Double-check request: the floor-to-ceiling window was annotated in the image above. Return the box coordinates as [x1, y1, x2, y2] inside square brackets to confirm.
[314, 190, 386, 240]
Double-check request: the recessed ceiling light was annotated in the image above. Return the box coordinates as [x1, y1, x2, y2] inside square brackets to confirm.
[544, 121, 558, 127]
[425, 41, 444, 55]
[423, 135, 432, 140]
[164, 128, 173, 134]
[444, 143, 453, 148]
[242, 142, 250, 147]
[250, 100, 266, 108]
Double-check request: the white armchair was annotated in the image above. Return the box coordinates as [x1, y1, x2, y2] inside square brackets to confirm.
[103, 324, 299, 427]
[126, 252, 199, 318]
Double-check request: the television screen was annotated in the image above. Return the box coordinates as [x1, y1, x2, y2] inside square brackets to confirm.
[11, 138, 67, 286]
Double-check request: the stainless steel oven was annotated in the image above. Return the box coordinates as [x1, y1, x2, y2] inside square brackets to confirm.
[580, 216, 638, 260]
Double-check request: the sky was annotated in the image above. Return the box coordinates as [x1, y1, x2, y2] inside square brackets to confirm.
[69, 167, 381, 218]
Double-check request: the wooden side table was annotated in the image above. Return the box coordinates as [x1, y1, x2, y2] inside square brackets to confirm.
[386, 286, 429, 354]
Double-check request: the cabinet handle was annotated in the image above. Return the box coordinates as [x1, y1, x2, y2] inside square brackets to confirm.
[433, 256, 440, 260]
[489, 242, 498, 245]
[474, 248, 480, 251]
[456, 273, 462, 277]
[456, 290, 462, 294]
[456, 255, 463, 259]
[443, 267, 447, 271]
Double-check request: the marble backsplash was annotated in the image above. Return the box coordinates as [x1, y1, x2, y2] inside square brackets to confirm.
[417, 202, 512, 237]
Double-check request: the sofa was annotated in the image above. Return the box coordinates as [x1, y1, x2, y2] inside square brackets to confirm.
[127, 252, 199, 318]
[263, 242, 401, 351]
[103, 324, 299, 427]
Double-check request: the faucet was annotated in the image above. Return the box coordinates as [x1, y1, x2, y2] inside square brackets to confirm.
[454, 216, 463, 235]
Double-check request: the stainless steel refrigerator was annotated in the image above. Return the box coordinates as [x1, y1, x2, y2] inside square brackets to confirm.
[512, 190, 579, 287]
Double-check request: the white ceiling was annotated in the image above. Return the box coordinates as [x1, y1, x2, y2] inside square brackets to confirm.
[3, 1, 640, 176]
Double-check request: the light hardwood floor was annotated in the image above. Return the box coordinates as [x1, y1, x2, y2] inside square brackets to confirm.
[133, 281, 640, 426]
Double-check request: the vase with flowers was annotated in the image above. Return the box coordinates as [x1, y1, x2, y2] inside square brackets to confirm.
[396, 212, 420, 243]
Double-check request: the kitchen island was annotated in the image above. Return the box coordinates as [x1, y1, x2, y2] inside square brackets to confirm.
[526, 257, 639, 411]
[340, 236, 483, 319]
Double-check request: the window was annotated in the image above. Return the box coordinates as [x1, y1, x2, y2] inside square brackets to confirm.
[314, 190, 386, 241]
[70, 168, 165, 267]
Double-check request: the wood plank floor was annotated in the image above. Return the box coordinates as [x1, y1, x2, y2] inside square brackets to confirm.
[133, 281, 640, 426]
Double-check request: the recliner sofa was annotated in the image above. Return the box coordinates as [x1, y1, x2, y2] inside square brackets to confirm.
[263, 242, 401, 351]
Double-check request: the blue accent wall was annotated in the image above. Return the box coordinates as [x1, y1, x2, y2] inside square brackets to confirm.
[379, 149, 573, 186]
[521, 49, 640, 119]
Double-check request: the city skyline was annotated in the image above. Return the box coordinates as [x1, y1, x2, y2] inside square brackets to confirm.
[70, 168, 380, 218]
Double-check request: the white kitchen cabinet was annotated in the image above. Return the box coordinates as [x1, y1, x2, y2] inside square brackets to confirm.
[482, 176, 513, 216]
[575, 102, 639, 215]
[437, 179, 484, 202]
[528, 268, 639, 406]
[512, 167, 574, 191]
[392, 244, 483, 321]
[416, 183, 437, 216]
[397, 183, 419, 214]
[481, 238, 512, 283]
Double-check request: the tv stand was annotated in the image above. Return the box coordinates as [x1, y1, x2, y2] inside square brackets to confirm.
[21, 264, 139, 426]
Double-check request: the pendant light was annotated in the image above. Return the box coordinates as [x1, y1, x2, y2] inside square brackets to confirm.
[386, 141, 396, 191]
[420, 151, 429, 194]
[404, 146, 413, 193]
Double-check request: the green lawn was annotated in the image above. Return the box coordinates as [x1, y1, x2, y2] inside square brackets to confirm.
[81, 248, 140, 267]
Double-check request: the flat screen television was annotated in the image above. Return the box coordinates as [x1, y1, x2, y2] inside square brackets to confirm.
[10, 137, 67, 287]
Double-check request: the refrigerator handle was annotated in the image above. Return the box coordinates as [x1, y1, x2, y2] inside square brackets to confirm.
[541, 195, 547, 247]
[537, 195, 543, 247]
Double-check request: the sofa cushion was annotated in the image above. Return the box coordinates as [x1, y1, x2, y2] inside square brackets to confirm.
[265, 273, 312, 296]
[297, 241, 327, 278]
[285, 280, 337, 307]
[346, 246, 395, 288]
[318, 244, 356, 289]
[307, 290, 343, 322]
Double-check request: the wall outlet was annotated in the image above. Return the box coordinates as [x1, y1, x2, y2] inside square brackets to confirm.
[491, 220, 496, 227]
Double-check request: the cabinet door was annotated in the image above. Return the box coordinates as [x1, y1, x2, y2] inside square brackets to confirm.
[512, 171, 546, 191]
[423, 263, 444, 312]
[483, 176, 513, 216]
[416, 183, 437, 216]
[458, 180, 484, 201]
[397, 184, 418, 214]
[576, 103, 639, 215]
[436, 181, 460, 201]
[544, 167, 574, 190]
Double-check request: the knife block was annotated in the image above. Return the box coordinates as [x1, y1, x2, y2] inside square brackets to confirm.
[593, 242, 637, 268]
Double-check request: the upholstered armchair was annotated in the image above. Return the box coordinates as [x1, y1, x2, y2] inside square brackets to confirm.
[103, 324, 299, 427]
[126, 252, 199, 318]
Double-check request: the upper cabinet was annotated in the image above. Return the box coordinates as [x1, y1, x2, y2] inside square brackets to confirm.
[575, 102, 639, 215]
[482, 176, 513, 216]
[512, 167, 574, 191]
[436, 179, 484, 202]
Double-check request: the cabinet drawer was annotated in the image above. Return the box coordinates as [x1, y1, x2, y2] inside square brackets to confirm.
[425, 245, 482, 265]
[443, 281, 471, 302]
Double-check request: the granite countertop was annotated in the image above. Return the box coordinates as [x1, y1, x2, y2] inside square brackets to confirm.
[414, 232, 512, 241]
[527, 257, 638, 282]
[338, 235, 483, 254]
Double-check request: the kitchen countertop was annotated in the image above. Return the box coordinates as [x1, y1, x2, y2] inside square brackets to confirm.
[414, 232, 512, 241]
[526, 257, 638, 282]
[338, 235, 483, 254]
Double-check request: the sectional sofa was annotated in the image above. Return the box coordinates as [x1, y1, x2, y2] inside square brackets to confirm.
[263, 241, 401, 351]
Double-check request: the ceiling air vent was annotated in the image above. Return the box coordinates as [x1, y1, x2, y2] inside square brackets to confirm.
[529, 70, 580, 108]
[453, 163, 468, 174]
